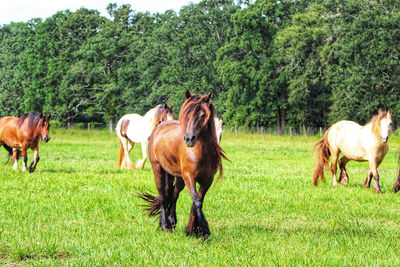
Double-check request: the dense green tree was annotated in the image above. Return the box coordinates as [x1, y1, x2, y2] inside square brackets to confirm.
[0, 22, 32, 116]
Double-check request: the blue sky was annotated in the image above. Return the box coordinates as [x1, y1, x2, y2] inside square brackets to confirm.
[0, 0, 201, 25]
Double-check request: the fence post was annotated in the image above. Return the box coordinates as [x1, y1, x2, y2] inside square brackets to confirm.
[261, 126, 264, 136]
[319, 127, 322, 136]
[303, 124, 307, 136]
[235, 125, 238, 137]
[88, 123, 91, 135]
[289, 127, 292, 137]
[67, 122, 70, 131]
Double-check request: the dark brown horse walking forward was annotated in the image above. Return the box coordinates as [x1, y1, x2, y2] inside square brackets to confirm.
[139, 90, 227, 238]
[0, 112, 51, 172]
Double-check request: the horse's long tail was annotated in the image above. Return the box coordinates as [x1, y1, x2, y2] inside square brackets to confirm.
[137, 192, 161, 217]
[2, 143, 21, 166]
[118, 139, 124, 168]
[312, 128, 331, 186]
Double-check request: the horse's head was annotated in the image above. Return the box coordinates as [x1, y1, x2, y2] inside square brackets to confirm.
[155, 104, 174, 125]
[378, 108, 392, 143]
[40, 114, 51, 143]
[180, 90, 215, 147]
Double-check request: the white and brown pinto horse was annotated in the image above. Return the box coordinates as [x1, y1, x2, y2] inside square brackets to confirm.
[116, 104, 174, 169]
[313, 109, 392, 193]
[214, 117, 223, 143]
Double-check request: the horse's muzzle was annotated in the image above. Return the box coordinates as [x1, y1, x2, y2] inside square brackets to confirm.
[43, 136, 50, 143]
[381, 137, 388, 143]
[184, 135, 197, 147]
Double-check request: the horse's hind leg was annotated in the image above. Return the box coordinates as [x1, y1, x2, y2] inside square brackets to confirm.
[28, 146, 40, 173]
[12, 148, 19, 170]
[21, 146, 28, 172]
[364, 170, 373, 188]
[185, 176, 212, 238]
[169, 176, 185, 228]
[330, 151, 339, 186]
[120, 138, 134, 169]
[153, 163, 172, 231]
[338, 156, 350, 185]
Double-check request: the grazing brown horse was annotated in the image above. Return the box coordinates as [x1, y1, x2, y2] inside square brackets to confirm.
[0, 112, 51, 172]
[313, 109, 392, 193]
[139, 90, 227, 238]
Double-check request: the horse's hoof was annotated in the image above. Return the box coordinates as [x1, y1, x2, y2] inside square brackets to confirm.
[374, 189, 384, 194]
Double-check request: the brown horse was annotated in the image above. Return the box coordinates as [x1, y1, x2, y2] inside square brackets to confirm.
[0, 112, 51, 172]
[313, 109, 392, 193]
[139, 90, 227, 238]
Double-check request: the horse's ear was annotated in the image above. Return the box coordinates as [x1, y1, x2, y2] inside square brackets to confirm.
[169, 104, 174, 111]
[185, 90, 191, 99]
[47, 114, 51, 121]
[203, 91, 212, 103]
[388, 109, 392, 117]
[164, 103, 168, 109]
[378, 108, 382, 115]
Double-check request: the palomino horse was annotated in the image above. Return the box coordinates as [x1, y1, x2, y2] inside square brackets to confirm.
[214, 117, 223, 143]
[0, 112, 51, 172]
[313, 109, 392, 193]
[139, 90, 227, 238]
[116, 104, 174, 169]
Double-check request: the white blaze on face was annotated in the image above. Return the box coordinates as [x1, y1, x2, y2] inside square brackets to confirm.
[380, 116, 392, 143]
[167, 113, 174, 121]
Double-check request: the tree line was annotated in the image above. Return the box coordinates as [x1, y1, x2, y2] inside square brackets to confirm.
[0, 0, 399, 132]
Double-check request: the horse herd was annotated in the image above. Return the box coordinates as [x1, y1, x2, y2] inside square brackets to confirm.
[0, 90, 399, 239]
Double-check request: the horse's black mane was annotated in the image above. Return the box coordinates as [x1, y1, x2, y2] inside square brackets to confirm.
[17, 112, 43, 129]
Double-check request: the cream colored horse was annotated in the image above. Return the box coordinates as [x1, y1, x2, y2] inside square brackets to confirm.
[214, 117, 223, 143]
[116, 104, 174, 169]
[313, 109, 392, 193]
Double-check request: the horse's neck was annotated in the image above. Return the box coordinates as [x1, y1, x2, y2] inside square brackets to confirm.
[144, 108, 158, 128]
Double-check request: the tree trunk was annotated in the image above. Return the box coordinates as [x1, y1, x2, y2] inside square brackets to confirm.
[280, 108, 286, 135]
[109, 117, 115, 132]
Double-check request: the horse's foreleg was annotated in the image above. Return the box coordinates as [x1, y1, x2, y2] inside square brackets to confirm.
[28, 146, 40, 173]
[364, 170, 373, 188]
[184, 176, 212, 238]
[12, 148, 19, 170]
[369, 161, 383, 194]
[169, 176, 185, 228]
[21, 147, 28, 172]
[338, 156, 350, 185]
[135, 141, 147, 169]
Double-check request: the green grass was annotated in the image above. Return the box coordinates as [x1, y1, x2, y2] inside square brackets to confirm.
[0, 129, 400, 265]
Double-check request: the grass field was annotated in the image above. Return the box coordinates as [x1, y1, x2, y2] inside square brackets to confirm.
[0, 129, 400, 265]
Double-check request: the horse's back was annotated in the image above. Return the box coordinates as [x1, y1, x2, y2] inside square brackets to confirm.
[328, 120, 370, 161]
[116, 113, 150, 142]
